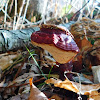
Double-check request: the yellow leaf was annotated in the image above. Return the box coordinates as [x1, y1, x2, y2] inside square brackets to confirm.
[45, 78, 100, 95]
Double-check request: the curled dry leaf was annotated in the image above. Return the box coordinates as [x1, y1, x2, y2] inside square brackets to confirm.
[28, 78, 48, 100]
[46, 78, 79, 93]
[45, 78, 100, 95]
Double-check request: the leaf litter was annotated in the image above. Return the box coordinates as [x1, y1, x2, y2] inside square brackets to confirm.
[0, 17, 100, 100]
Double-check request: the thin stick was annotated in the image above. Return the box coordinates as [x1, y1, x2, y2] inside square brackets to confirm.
[15, 0, 25, 30]
[9, 0, 14, 14]
[1, 0, 12, 21]
[13, 0, 17, 30]
[20, 0, 30, 29]
[2, 9, 12, 20]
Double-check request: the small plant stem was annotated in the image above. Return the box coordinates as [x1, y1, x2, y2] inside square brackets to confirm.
[25, 45, 47, 79]
[48, 66, 53, 79]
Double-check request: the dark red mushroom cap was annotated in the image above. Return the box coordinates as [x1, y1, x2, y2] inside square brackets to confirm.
[31, 24, 79, 64]
[31, 24, 79, 52]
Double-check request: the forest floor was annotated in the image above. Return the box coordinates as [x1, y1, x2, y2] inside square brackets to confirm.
[0, 16, 100, 100]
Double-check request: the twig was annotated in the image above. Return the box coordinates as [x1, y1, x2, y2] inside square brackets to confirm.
[85, 0, 90, 17]
[13, 0, 17, 30]
[20, 0, 30, 29]
[0, 0, 12, 21]
[6, 77, 45, 88]
[9, 0, 14, 14]
[13, 60, 25, 80]
[4, 0, 9, 28]
[70, 0, 90, 21]
[15, 0, 25, 30]
[90, 1, 95, 19]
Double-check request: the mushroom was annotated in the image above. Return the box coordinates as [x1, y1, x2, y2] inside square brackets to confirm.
[31, 24, 79, 80]
[31, 24, 79, 64]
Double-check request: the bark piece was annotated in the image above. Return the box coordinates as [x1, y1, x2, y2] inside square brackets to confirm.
[0, 27, 39, 53]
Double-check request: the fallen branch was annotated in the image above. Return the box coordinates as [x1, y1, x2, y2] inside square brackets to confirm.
[0, 27, 39, 53]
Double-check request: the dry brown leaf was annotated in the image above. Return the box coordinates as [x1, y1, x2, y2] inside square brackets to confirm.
[88, 91, 100, 100]
[45, 78, 79, 93]
[94, 39, 100, 46]
[45, 78, 100, 95]
[0, 52, 19, 70]
[70, 17, 100, 52]
[8, 73, 36, 86]
[10, 93, 29, 100]
[70, 17, 100, 38]
[81, 37, 92, 51]
[74, 36, 92, 51]
[28, 78, 48, 100]
[50, 94, 62, 100]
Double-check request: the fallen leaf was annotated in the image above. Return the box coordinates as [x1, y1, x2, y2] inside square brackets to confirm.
[8, 72, 39, 87]
[72, 54, 83, 72]
[50, 94, 62, 100]
[10, 93, 29, 100]
[0, 52, 19, 70]
[88, 91, 100, 100]
[81, 37, 92, 51]
[45, 78, 100, 95]
[73, 74, 93, 84]
[45, 78, 79, 93]
[75, 36, 92, 51]
[28, 78, 48, 100]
